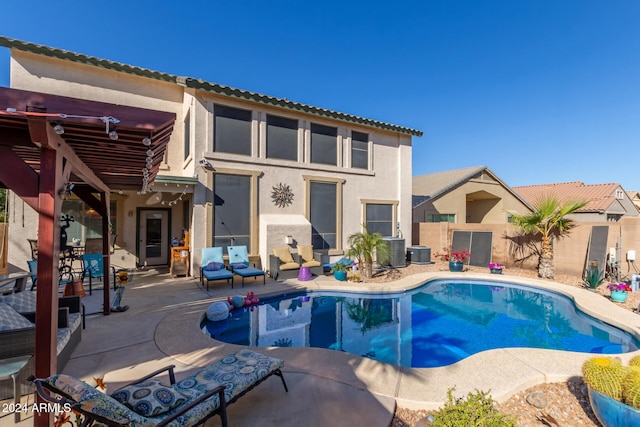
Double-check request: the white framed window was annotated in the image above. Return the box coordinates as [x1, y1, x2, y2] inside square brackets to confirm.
[616, 189, 624, 199]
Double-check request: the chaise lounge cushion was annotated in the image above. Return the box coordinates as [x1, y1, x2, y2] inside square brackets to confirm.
[174, 349, 284, 404]
[112, 379, 189, 417]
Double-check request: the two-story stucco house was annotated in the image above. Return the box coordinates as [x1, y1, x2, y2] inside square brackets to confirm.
[1, 37, 422, 276]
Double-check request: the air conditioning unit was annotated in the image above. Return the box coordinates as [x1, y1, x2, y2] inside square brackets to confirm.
[382, 238, 406, 268]
[407, 246, 431, 265]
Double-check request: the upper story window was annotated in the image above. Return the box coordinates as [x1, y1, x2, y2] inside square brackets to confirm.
[616, 189, 624, 199]
[214, 105, 251, 155]
[267, 114, 298, 161]
[183, 110, 191, 161]
[351, 131, 369, 169]
[311, 123, 337, 166]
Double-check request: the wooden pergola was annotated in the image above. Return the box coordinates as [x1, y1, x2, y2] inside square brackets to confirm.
[0, 86, 175, 426]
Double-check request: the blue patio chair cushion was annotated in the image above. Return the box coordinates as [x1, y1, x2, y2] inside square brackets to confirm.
[111, 379, 189, 417]
[227, 246, 265, 278]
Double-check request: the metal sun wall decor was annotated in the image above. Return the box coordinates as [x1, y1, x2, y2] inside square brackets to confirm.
[271, 183, 294, 208]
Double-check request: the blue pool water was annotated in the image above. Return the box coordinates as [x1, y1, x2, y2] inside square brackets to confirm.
[201, 279, 640, 368]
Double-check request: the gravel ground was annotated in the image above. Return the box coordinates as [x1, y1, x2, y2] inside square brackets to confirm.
[362, 261, 640, 427]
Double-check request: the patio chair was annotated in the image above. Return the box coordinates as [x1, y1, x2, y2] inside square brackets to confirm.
[82, 253, 117, 296]
[269, 247, 300, 281]
[227, 245, 266, 286]
[27, 260, 37, 291]
[322, 257, 354, 274]
[201, 247, 234, 290]
[29, 349, 288, 427]
[294, 245, 323, 276]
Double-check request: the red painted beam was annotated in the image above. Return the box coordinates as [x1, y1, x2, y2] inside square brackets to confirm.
[0, 146, 39, 209]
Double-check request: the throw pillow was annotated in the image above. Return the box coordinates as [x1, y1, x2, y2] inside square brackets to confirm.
[111, 379, 188, 417]
[231, 263, 247, 269]
[205, 261, 223, 271]
[297, 245, 314, 262]
[272, 247, 294, 264]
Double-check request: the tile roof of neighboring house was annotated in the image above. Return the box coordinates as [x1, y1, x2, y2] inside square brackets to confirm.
[0, 36, 423, 137]
[513, 181, 622, 213]
[412, 165, 532, 209]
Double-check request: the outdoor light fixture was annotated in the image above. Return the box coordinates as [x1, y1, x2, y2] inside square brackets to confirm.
[142, 137, 151, 146]
[109, 128, 118, 140]
[53, 122, 65, 135]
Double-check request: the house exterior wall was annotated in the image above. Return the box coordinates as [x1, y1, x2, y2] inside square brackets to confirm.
[6, 51, 415, 275]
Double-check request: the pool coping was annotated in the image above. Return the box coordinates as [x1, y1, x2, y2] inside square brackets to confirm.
[154, 271, 640, 410]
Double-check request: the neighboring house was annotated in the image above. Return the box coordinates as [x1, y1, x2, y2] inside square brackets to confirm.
[627, 190, 640, 213]
[412, 166, 532, 224]
[513, 182, 639, 222]
[1, 37, 422, 274]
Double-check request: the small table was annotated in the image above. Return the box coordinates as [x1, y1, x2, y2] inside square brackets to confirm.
[298, 266, 312, 281]
[0, 355, 32, 423]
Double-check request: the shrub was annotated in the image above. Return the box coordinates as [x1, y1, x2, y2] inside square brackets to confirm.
[429, 388, 516, 427]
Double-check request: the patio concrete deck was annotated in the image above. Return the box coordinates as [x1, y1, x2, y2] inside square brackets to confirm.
[12, 267, 640, 427]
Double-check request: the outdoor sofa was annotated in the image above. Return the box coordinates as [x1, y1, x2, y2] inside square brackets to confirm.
[0, 293, 83, 399]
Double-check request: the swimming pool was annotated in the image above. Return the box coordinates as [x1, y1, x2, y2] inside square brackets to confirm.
[200, 279, 640, 368]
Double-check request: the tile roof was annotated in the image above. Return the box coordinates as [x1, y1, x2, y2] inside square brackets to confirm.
[513, 181, 622, 213]
[0, 36, 423, 137]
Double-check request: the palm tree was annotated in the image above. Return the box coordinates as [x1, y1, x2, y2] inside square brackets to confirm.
[511, 195, 587, 279]
[346, 224, 390, 280]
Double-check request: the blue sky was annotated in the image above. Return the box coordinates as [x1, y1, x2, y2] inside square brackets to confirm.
[2, 1, 639, 190]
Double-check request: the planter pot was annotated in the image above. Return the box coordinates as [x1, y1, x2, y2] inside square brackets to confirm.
[333, 271, 347, 281]
[611, 290, 628, 303]
[588, 387, 640, 427]
[449, 261, 464, 272]
[489, 268, 503, 274]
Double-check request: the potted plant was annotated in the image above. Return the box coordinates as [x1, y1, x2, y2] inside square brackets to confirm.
[583, 261, 605, 291]
[488, 263, 504, 274]
[331, 261, 348, 281]
[607, 282, 632, 303]
[435, 246, 471, 272]
[582, 356, 640, 427]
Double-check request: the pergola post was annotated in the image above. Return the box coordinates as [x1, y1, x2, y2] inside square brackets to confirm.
[33, 147, 63, 427]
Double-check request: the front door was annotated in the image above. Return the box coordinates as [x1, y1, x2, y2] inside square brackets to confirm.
[138, 209, 169, 266]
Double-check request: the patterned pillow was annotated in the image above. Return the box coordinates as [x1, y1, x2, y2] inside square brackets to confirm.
[205, 261, 224, 271]
[0, 302, 34, 331]
[47, 374, 139, 425]
[111, 379, 188, 417]
[230, 263, 247, 269]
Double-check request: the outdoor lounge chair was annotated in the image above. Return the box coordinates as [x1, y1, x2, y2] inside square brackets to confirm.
[227, 245, 266, 286]
[201, 247, 234, 290]
[294, 245, 323, 276]
[322, 257, 354, 274]
[269, 247, 300, 281]
[30, 349, 288, 427]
